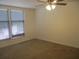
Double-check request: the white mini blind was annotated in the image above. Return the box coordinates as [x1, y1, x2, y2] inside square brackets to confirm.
[11, 10, 24, 36]
[0, 9, 9, 40]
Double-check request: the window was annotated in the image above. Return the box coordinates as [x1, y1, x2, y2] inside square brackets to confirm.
[0, 8, 24, 40]
[0, 9, 9, 40]
[11, 10, 24, 36]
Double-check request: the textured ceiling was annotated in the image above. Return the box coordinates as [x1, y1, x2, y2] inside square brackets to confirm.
[0, 0, 79, 8]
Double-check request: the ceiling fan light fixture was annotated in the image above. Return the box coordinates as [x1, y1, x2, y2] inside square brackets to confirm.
[51, 5, 56, 9]
[46, 5, 52, 11]
[46, 4, 56, 11]
[45, 0, 57, 11]
[51, 0, 57, 9]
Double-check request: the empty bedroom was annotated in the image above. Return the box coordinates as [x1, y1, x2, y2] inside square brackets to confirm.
[0, 0, 79, 59]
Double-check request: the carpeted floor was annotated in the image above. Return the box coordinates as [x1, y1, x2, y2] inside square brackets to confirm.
[0, 39, 79, 59]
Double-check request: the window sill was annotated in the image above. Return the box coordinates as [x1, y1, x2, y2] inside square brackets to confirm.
[0, 33, 25, 41]
[12, 33, 24, 37]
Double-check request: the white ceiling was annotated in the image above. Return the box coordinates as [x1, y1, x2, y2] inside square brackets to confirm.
[0, 0, 79, 8]
[0, 0, 39, 8]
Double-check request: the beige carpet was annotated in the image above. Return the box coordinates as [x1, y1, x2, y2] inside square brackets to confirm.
[0, 39, 79, 59]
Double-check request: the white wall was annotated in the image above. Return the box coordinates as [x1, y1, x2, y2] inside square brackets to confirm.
[24, 9, 36, 39]
[36, 2, 79, 48]
[0, 6, 36, 48]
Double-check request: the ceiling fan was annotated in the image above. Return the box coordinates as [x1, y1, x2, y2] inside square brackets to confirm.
[37, 0, 67, 11]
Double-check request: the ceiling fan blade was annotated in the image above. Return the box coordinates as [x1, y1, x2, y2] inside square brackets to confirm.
[65, 0, 79, 2]
[57, 0, 64, 2]
[54, 3, 67, 5]
[48, 0, 64, 2]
